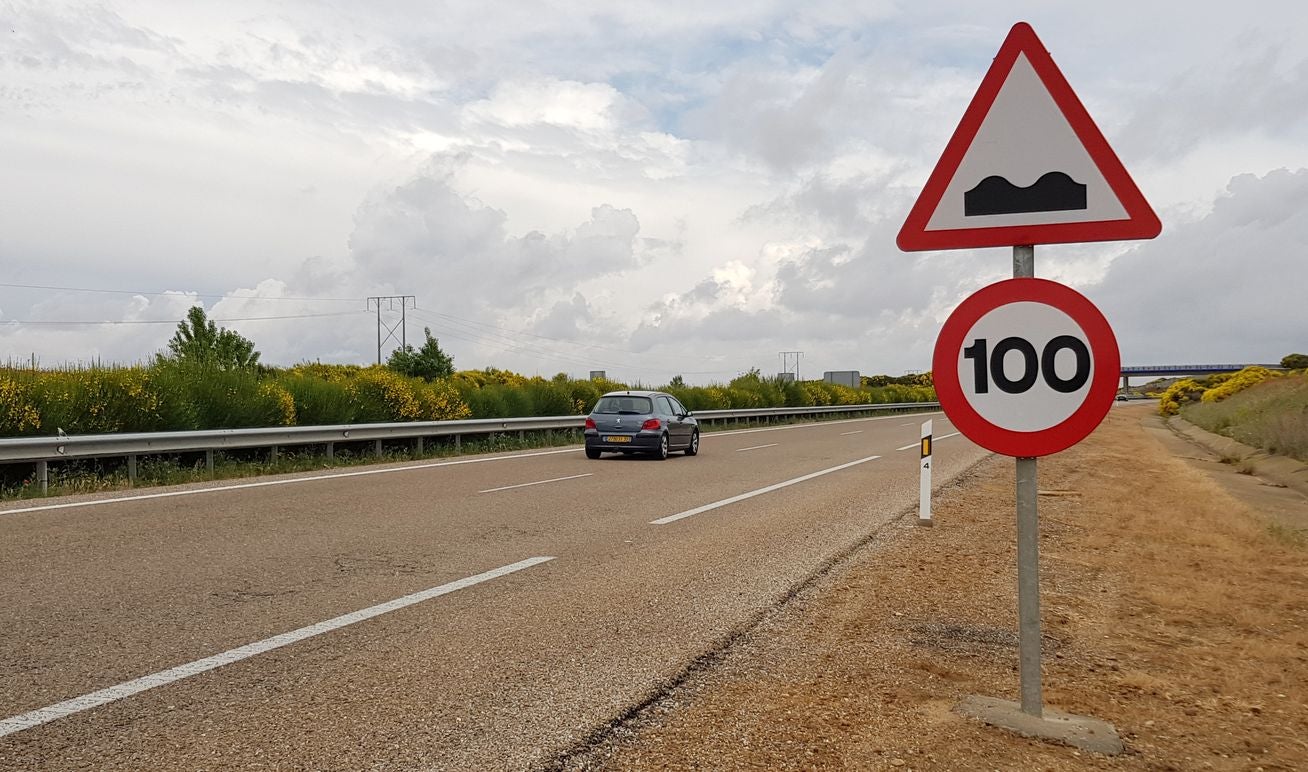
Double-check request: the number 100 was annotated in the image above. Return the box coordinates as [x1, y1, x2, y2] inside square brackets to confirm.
[962, 336, 1090, 394]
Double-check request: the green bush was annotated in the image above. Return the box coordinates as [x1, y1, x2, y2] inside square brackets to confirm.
[277, 373, 357, 425]
[150, 363, 293, 429]
[0, 361, 938, 439]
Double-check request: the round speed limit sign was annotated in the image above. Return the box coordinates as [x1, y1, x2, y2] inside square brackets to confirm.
[932, 278, 1120, 457]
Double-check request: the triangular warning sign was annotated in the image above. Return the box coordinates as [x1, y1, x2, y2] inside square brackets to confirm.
[897, 22, 1161, 251]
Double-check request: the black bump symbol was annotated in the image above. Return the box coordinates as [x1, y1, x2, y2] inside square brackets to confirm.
[964, 171, 1087, 216]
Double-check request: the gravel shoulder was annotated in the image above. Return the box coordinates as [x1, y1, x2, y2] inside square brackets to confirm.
[568, 404, 1308, 771]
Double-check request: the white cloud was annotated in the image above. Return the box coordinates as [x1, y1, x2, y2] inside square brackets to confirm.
[466, 79, 629, 132]
[2, 1, 1308, 384]
[1089, 168, 1308, 365]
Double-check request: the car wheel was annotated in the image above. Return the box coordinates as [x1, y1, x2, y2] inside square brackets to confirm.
[684, 429, 700, 456]
[653, 433, 669, 460]
[585, 447, 602, 459]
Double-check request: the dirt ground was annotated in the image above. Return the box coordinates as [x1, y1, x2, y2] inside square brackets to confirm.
[570, 405, 1308, 771]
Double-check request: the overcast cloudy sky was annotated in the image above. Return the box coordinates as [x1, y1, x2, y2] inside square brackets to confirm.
[2, 1, 1305, 383]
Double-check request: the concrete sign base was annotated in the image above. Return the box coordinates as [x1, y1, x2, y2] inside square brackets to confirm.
[956, 695, 1124, 756]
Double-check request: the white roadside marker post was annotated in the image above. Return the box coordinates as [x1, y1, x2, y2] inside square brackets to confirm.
[918, 419, 933, 526]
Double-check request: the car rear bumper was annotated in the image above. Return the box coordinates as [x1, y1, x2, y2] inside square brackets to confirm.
[584, 430, 662, 452]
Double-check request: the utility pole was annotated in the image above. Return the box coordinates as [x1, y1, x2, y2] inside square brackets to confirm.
[779, 351, 803, 382]
[367, 296, 416, 364]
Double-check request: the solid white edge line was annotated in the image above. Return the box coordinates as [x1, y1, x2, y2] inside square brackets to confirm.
[0, 556, 555, 740]
[734, 443, 778, 452]
[650, 455, 882, 525]
[0, 447, 584, 517]
[703, 410, 943, 439]
[478, 473, 592, 494]
[896, 431, 962, 451]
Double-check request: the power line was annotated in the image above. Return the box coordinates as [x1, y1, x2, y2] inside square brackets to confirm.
[415, 307, 725, 365]
[412, 312, 703, 376]
[0, 281, 362, 303]
[0, 311, 368, 326]
[411, 312, 640, 372]
[412, 307, 734, 375]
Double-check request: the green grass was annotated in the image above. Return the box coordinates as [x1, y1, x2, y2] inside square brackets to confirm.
[1183, 374, 1308, 462]
[1267, 522, 1307, 549]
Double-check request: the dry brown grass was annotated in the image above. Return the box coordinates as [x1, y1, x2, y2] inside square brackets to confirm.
[587, 407, 1308, 771]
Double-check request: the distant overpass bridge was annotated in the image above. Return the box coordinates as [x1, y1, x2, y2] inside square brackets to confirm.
[1119, 364, 1284, 388]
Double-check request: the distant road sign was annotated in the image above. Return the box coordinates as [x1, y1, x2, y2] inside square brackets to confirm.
[932, 278, 1119, 456]
[898, 22, 1160, 251]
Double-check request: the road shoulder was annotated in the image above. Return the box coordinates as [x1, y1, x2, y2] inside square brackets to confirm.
[570, 405, 1308, 771]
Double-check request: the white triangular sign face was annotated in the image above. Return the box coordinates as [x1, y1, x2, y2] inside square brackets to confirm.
[898, 22, 1160, 251]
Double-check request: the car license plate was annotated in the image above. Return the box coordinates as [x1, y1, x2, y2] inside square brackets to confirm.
[604, 435, 632, 443]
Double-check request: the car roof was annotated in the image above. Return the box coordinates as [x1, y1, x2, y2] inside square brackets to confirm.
[598, 390, 666, 398]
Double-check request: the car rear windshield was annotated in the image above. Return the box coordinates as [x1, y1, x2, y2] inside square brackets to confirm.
[593, 396, 653, 414]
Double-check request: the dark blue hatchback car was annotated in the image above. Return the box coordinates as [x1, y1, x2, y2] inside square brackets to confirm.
[584, 390, 700, 460]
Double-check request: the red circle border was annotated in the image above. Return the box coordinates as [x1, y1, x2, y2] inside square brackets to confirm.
[932, 278, 1120, 457]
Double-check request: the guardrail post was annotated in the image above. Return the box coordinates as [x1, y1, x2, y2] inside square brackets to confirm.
[415, 437, 424, 456]
[326, 442, 334, 460]
[375, 439, 383, 458]
[127, 454, 138, 486]
[518, 429, 525, 441]
[206, 450, 214, 475]
[270, 445, 279, 463]
[455, 434, 461, 452]
[36, 459, 48, 495]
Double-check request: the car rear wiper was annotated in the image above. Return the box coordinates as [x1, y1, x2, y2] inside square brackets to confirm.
[617, 410, 643, 415]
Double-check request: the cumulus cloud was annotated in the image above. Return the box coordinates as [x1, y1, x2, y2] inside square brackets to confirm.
[345, 160, 646, 314]
[4, 2, 1308, 385]
[1117, 43, 1308, 163]
[1089, 168, 1308, 364]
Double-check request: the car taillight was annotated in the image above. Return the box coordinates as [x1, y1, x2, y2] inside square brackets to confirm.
[641, 418, 662, 431]
[585, 417, 596, 430]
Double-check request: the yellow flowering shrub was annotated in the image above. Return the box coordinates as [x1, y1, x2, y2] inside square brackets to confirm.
[415, 380, 472, 421]
[1159, 378, 1206, 416]
[352, 366, 422, 422]
[0, 376, 42, 435]
[451, 368, 527, 389]
[30, 367, 173, 434]
[1201, 366, 1280, 403]
[259, 382, 297, 426]
[829, 384, 862, 405]
[803, 382, 832, 406]
[288, 362, 363, 382]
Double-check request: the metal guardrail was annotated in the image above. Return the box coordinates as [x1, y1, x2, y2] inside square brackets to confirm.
[0, 402, 940, 494]
[0, 402, 939, 469]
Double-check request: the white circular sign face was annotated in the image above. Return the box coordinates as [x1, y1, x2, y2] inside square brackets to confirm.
[933, 278, 1119, 457]
[958, 301, 1093, 432]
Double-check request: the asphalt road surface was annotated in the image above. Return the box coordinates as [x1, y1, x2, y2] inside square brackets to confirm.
[0, 412, 985, 770]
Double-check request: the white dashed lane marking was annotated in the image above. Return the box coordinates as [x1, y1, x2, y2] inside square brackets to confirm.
[0, 557, 555, 739]
[479, 473, 592, 494]
[650, 455, 882, 525]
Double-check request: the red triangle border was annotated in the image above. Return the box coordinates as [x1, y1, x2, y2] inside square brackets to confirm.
[897, 22, 1161, 251]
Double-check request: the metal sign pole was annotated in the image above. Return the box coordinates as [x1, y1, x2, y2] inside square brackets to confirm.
[1013, 243, 1042, 717]
[1016, 454, 1042, 716]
